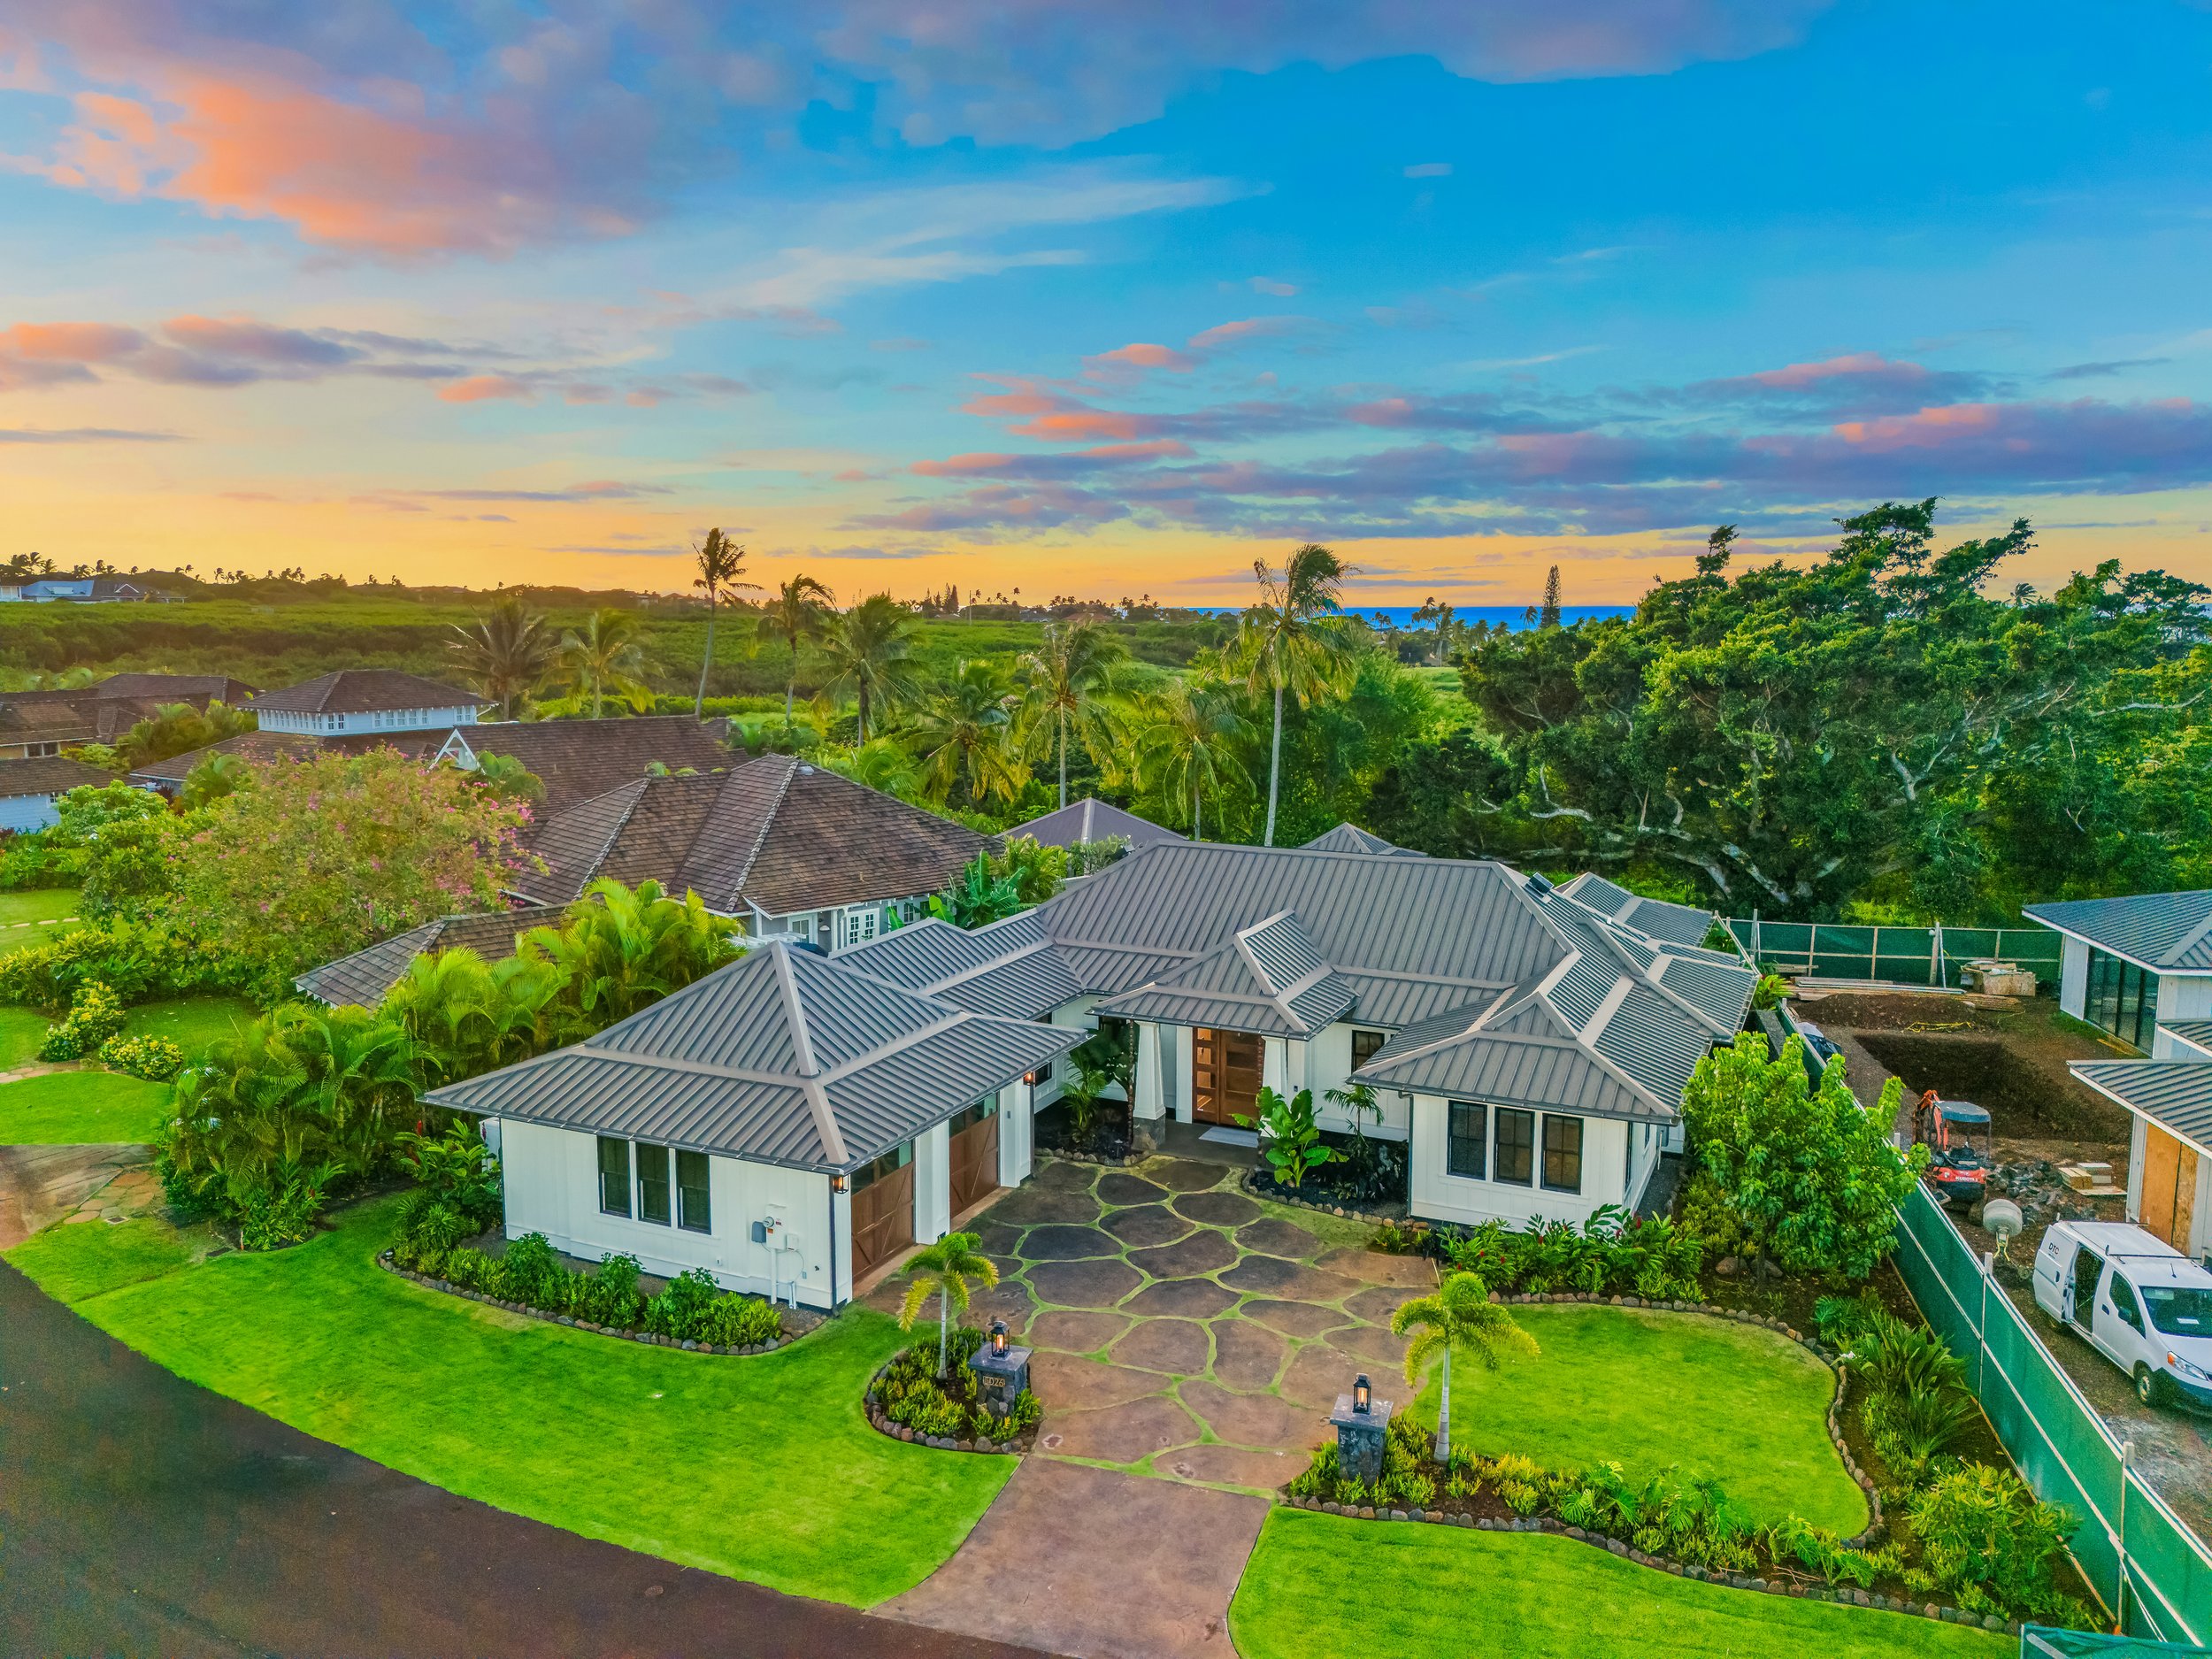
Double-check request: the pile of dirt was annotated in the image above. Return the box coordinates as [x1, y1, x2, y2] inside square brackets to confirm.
[1853, 1032, 2129, 1141]
[1795, 991, 2013, 1034]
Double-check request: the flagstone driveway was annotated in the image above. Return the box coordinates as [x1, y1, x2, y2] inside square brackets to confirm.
[869, 1156, 1438, 1494]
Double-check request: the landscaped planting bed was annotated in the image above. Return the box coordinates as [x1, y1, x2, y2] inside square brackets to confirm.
[864, 1329, 1041, 1452]
[1231, 1509, 2012, 1659]
[4, 1195, 1013, 1606]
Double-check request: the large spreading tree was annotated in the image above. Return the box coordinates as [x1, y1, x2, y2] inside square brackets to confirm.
[1378, 502, 2210, 918]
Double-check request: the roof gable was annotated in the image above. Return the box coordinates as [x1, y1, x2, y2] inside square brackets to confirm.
[243, 669, 482, 715]
[1300, 822, 1426, 856]
[1007, 796, 1186, 851]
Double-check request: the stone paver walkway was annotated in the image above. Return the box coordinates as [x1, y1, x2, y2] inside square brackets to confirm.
[0, 1144, 155, 1249]
[869, 1156, 1437, 1494]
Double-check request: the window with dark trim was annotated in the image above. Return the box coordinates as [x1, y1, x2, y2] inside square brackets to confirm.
[636, 1142, 672, 1225]
[852, 1141, 913, 1192]
[1352, 1029, 1388, 1071]
[1447, 1101, 1486, 1179]
[1541, 1115, 1584, 1194]
[949, 1097, 998, 1136]
[596, 1136, 631, 1217]
[676, 1149, 710, 1233]
[1494, 1109, 1534, 1186]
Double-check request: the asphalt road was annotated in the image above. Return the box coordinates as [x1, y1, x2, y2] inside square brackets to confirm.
[0, 1260, 1054, 1659]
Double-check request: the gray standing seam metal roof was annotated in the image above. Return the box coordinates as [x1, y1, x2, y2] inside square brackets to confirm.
[425, 938, 1082, 1173]
[840, 840, 1755, 1124]
[2160, 1020, 2212, 1057]
[2025, 891, 2212, 973]
[1556, 872, 1722, 951]
[1300, 822, 1427, 856]
[2070, 1059, 2212, 1156]
[1006, 797, 1187, 852]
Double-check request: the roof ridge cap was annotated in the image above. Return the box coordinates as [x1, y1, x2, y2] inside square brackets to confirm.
[715, 751, 801, 907]
[2163, 904, 2212, 968]
[770, 942, 847, 1166]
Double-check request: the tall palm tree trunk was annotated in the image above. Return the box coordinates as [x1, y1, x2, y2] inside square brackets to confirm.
[785, 639, 798, 723]
[1437, 1344, 1453, 1463]
[1263, 679, 1285, 846]
[1193, 782, 1202, 842]
[695, 595, 716, 718]
[1058, 709, 1068, 808]
[857, 687, 868, 745]
[938, 1286, 950, 1377]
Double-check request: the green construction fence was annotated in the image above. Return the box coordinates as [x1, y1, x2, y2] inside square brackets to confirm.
[1726, 921, 2063, 987]
[1893, 1186, 2212, 1645]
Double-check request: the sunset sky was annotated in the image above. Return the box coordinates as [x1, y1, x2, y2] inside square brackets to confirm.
[4, 1, 2212, 607]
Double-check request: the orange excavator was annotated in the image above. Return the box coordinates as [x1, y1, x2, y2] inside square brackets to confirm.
[1913, 1089, 1993, 1210]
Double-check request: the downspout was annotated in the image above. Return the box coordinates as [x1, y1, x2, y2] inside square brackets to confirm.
[826, 1173, 841, 1313]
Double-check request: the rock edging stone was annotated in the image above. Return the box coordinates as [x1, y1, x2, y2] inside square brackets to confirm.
[1273, 1499, 2018, 1638]
[376, 1249, 796, 1356]
[862, 1358, 1035, 1455]
[1240, 1169, 1402, 1225]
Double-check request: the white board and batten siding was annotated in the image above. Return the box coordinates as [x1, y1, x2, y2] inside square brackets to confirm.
[496, 1120, 850, 1310]
[1405, 1097, 1648, 1229]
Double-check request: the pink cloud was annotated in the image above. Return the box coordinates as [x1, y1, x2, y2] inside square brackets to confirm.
[1084, 342, 1196, 373]
[438, 374, 535, 403]
[1187, 315, 1307, 351]
[1748, 350, 1924, 390]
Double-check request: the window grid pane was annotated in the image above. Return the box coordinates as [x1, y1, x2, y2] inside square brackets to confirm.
[596, 1136, 631, 1217]
[1542, 1115, 1584, 1194]
[637, 1142, 672, 1225]
[676, 1149, 711, 1233]
[1494, 1109, 1534, 1186]
[1447, 1101, 1486, 1179]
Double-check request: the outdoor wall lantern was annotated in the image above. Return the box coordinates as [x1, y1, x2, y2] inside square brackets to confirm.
[990, 1318, 1010, 1356]
[1331, 1371, 1394, 1484]
[831, 1173, 849, 1194]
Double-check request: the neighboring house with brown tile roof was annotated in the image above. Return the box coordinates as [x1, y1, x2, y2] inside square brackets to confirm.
[430, 717, 733, 810]
[0, 672, 259, 760]
[0, 755, 118, 832]
[509, 753, 990, 952]
[294, 906, 557, 1008]
[242, 670, 484, 736]
[129, 728, 452, 795]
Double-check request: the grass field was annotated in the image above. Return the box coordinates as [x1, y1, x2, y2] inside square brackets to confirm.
[0, 1070, 172, 1143]
[0, 992, 256, 1086]
[4, 1197, 1013, 1606]
[1409, 1303, 1866, 1532]
[1229, 1509, 2009, 1659]
[0, 887, 80, 953]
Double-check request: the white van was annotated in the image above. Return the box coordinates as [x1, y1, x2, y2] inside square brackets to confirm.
[2032, 1220, 2212, 1409]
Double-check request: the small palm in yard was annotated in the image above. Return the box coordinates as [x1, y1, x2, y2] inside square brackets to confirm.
[1393, 1271, 1540, 1462]
[898, 1231, 999, 1378]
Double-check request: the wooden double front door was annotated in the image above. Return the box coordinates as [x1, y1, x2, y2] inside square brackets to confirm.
[2142, 1124, 2201, 1255]
[1193, 1027, 1263, 1125]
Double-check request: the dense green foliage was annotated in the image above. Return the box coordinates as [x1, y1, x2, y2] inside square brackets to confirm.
[35, 979, 127, 1060]
[1378, 1204, 1706, 1302]
[1384, 503, 2211, 919]
[872, 1325, 1041, 1443]
[1681, 1033, 1925, 1281]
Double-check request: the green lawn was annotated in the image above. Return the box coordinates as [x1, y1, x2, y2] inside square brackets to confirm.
[1411, 1303, 1866, 1533]
[0, 1005, 47, 1071]
[0, 1070, 171, 1143]
[123, 995, 259, 1060]
[0, 886, 79, 952]
[1230, 1509, 2009, 1659]
[4, 1197, 1013, 1606]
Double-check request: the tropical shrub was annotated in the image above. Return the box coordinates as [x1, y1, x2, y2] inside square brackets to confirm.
[874, 1325, 1034, 1444]
[1681, 1032, 1925, 1281]
[98, 1033, 185, 1081]
[397, 1122, 503, 1230]
[426, 1236, 774, 1344]
[1402, 1206, 1704, 1302]
[1240, 1086, 1338, 1189]
[1847, 1312, 1980, 1489]
[234, 1161, 334, 1251]
[0, 917, 239, 1011]
[0, 830, 79, 891]
[1904, 1463, 2088, 1624]
[37, 979, 128, 1060]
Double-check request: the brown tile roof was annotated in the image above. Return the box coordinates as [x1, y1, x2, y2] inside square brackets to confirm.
[449, 717, 732, 811]
[295, 905, 556, 1008]
[0, 755, 119, 799]
[242, 669, 482, 715]
[127, 728, 450, 785]
[93, 674, 259, 704]
[0, 699, 100, 744]
[510, 753, 990, 917]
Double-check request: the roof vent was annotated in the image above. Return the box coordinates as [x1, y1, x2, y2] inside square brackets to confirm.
[797, 764, 814, 774]
[1524, 872, 1554, 895]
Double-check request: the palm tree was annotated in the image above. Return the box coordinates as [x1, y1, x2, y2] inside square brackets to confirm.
[180, 751, 250, 810]
[555, 607, 652, 719]
[1018, 620, 1127, 810]
[764, 572, 834, 725]
[450, 595, 555, 720]
[1391, 1271, 1539, 1463]
[909, 660, 1025, 807]
[1133, 678, 1250, 841]
[691, 528, 755, 718]
[897, 1230, 999, 1378]
[816, 594, 918, 744]
[1238, 544, 1356, 846]
[518, 878, 740, 1025]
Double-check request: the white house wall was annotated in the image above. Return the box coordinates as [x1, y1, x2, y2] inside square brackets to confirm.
[999, 1082, 1033, 1186]
[2058, 937, 2089, 1021]
[498, 1120, 840, 1310]
[2159, 974, 2212, 1021]
[1406, 1096, 1632, 1228]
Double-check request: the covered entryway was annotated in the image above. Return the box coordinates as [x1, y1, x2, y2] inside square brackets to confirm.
[2142, 1123, 2200, 1254]
[849, 1143, 916, 1279]
[1192, 1027, 1263, 1125]
[948, 1098, 1001, 1217]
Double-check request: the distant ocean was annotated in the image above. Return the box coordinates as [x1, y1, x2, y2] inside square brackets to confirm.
[1194, 603, 1635, 631]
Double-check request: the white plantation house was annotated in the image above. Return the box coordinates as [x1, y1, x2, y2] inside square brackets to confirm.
[430, 836, 1755, 1307]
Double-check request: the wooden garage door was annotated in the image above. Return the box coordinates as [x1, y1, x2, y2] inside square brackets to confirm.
[949, 1102, 1001, 1218]
[850, 1153, 916, 1279]
[2141, 1125, 2200, 1253]
[1193, 1027, 1263, 1125]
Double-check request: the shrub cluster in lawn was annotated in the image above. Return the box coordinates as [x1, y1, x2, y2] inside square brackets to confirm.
[1371, 1204, 1703, 1301]
[1814, 1293, 2089, 1625]
[424, 1226, 784, 1348]
[872, 1326, 1041, 1444]
[0, 918, 244, 1012]
[1286, 1420, 1888, 1590]
[98, 1033, 185, 1081]
[36, 979, 127, 1060]
[0, 833, 76, 890]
